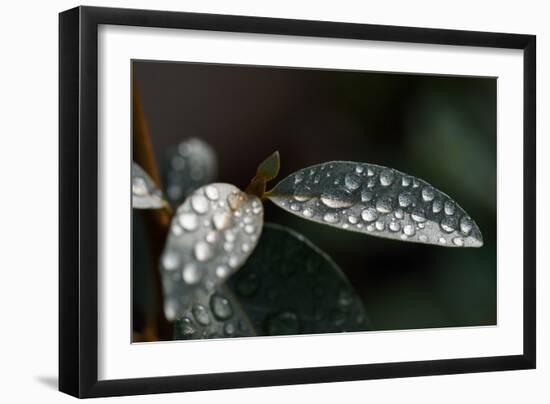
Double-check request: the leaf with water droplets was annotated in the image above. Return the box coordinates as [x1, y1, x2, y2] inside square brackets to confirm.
[160, 183, 263, 320]
[132, 162, 166, 209]
[162, 137, 218, 206]
[226, 223, 369, 335]
[172, 285, 256, 340]
[267, 162, 483, 247]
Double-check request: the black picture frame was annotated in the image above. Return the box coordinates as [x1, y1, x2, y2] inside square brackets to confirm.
[59, 5, 536, 398]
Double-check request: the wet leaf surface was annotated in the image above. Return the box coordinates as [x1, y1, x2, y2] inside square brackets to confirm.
[226, 223, 369, 335]
[267, 162, 483, 247]
[132, 162, 165, 209]
[160, 183, 263, 320]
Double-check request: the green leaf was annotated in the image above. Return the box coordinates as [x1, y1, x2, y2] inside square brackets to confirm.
[226, 223, 369, 335]
[160, 183, 264, 321]
[266, 161, 483, 248]
[256, 151, 280, 181]
[162, 138, 218, 206]
[132, 162, 166, 209]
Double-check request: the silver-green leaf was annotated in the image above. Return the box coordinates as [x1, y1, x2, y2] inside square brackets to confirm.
[160, 183, 263, 320]
[132, 162, 165, 209]
[266, 161, 483, 247]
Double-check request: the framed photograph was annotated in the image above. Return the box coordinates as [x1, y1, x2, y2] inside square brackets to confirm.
[59, 6, 536, 398]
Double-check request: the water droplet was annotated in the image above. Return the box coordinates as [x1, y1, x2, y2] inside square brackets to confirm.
[210, 294, 233, 320]
[224, 322, 236, 336]
[294, 171, 306, 184]
[419, 235, 428, 242]
[398, 192, 414, 208]
[367, 168, 375, 176]
[440, 216, 457, 233]
[290, 203, 301, 211]
[266, 311, 300, 335]
[412, 179, 420, 188]
[192, 304, 210, 326]
[411, 208, 426, 223]
[348, 215, 359, 224]
[361, 207, 378, 222]
[171, 225, 183, 236]
[421, 187, 435, 202]
[394, 209, 404, 219]
[162, 252, 179, 270]
[225, 230, 236, 242]
[439, 237, 447, 244]
[182, 264, 202, 284]
[460, 216, 473, 235]
[355, 165, 365, 174]
[375, 220, 385, 231]
[244, 224, 255, 234]
[344, 173, 361, 191]
[303, 208, 314, 217]
[212, 212, 232, 230]
[367, 177, 377, 188]
[444, 201, 456, 215]
[453, 237, 464, 246]
[177, 317, 196, 336]
[241, 243, 251, 253]
[320, 188, 355, 208]
[323, 212, 340, 223]
[361, 187, 374, 202]
[367, 224, 375, 231]
[338, 290, 353, 307]
[401, 176, 411, 187]
[228, 255, 239, 268]
[376, 196, 393, 213]
[132, 177, 148, 196]
[206, 230, 219, 243]
[403, 224, 415, 236]
[389, 221, 401, 232]
[194, 241, 213, 261]
[204, 185, 219, 200]
[380, 169, 394, 186]
[215, 265, 230, 278]
[432, 199, 443, 213]
[223, 241, 234, 252]
[178, 212, 198, 231]
[191, 194, 209, 214]
[294, 183, 312, 201]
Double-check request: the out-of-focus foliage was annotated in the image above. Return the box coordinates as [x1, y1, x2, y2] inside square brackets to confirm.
[162, 138, 217, 206]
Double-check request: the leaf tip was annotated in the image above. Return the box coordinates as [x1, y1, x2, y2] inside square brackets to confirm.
[256, 150, 280, 181]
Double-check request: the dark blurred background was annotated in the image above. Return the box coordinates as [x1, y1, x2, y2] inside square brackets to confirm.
[133, 60, 496, 332]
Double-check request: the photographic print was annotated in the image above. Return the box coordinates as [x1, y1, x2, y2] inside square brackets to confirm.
[131, 61, 496, 343]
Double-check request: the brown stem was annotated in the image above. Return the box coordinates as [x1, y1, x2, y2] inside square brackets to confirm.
[133, 79, 173, 341]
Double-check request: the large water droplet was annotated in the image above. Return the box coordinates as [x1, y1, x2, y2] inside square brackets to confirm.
[360, 187, 374, 202]
[192, 304, 211, 326]
[191, 194, 209, 214]
[178, 212, 198, 231]
[398, 192, 414, 208]
[432, 199, 443, 213]
[376, 196, 393, 213]
[421, 186, 435, 202]
[177, 317, 196, 336]
[375, 220, 385, 231]
[361, 207, 378, 222]
[303, 208, 313, 218]
[380, 169, 394, 186]
[460, 216, 473, 235]
[162, 252, 179, 271]
[320, 188, 355, 208]
[355, 165, 365, 174]
[394, 209, 404, 219]
[182, 264, 202, 284]
[204, 185, 219, 201]
[266, 311, 300, 335]
[348, 215, 359, 224]
[389, 221, 401, 232]
[210, 294, 233, 320]
[323, 212, 340, 223]
[403, 224, 415, 236]
[411, 208, 427, 223]
[444, 201, 456, 215]
[194, 241, 213, 261]
[440, 216, 457, 233]
[344, 173, 361, 191]
[294, 183, 312, 202]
